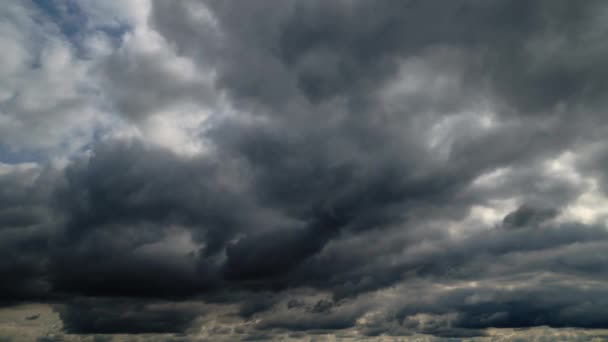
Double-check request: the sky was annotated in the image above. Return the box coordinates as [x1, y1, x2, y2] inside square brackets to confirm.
[2, 0, 608, 341]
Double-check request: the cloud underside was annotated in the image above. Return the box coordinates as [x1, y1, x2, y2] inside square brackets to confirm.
[2, 0, 608, 339]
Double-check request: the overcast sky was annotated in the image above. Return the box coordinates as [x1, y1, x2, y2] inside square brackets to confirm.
[2, 1, 608, 341]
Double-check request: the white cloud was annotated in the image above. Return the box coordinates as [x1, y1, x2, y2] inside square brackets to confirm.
[0, 1, 105, 153]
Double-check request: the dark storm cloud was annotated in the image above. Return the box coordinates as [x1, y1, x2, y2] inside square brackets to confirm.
[2, 0, 608, 339]
[3, 122, 606, 335]
[395, 282, 608, 333]
[0, 166, 58, 305]
[34, 127, 605, 334]
[49, 141, 244, 298]
[151, 0, 608, 116]
[223, 219, 338, 282]
[57, 299, 201, 334]
[502, 203, 559, 229]
[46, 111, 472, 299]
[578, 145, 608, 200]
[285, 212, 608, 302]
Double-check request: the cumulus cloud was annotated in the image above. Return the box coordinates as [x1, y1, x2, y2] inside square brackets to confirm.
[1, 0, 608, 340]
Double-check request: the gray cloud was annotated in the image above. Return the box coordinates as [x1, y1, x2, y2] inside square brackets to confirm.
[1, 0, 608, 339]
[57, 299, 202, 334]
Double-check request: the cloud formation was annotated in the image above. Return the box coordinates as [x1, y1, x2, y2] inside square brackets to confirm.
[1, 0, 608, 340]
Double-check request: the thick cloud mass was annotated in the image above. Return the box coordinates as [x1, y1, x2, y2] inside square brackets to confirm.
[58, 299, 201, 334]
[2, 0, 608, 340]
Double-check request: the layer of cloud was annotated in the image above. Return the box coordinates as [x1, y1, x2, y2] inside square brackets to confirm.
[1, 0, 608, 340]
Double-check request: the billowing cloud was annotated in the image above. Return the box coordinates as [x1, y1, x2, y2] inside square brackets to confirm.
[1, 0, 608, 340]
